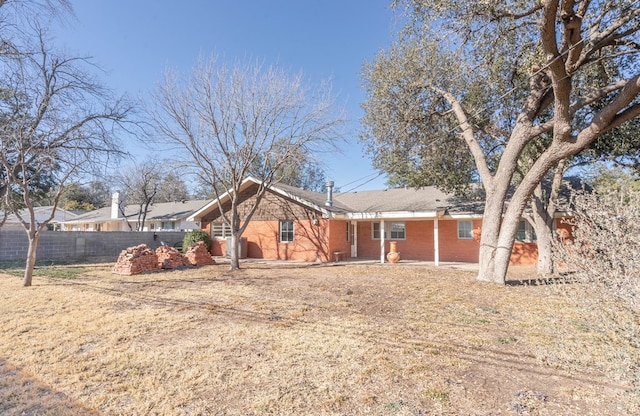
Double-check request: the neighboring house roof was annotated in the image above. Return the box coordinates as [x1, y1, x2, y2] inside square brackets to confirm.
[64, 199, 210, 226]
[3, 206, 80, 225]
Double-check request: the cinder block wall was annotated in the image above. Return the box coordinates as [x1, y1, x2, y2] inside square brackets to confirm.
[0, 229, 186, 262]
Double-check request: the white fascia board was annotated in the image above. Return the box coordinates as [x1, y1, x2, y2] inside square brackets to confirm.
[346, 211, 439, 220]
[446, 213, 484, 219]
[187, 182, 246, 222]
[62, 219, 121, 226]
[187, 196, 230, 222]
[188, 177, 337, 222]
[189, 176, 264, 221]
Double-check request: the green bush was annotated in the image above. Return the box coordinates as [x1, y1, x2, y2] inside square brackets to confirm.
[182, 229, 212, 253]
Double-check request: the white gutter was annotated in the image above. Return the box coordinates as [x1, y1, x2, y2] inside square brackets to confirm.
[347, 211, 440, 220]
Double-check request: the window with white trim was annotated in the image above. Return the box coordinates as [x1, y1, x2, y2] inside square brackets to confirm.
[457, 220, 473, 239]
[161, 221, 176, 230]
[211, 222, 230, 239]
[390, 222, 406, 239]
[280, 220, 294, 243]
[373, 222, 382, 239]
[515, 220, 537, 242]
[372, 221, 406, 240]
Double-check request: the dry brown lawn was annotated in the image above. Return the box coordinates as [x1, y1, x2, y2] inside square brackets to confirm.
[0, 261, 635, 415]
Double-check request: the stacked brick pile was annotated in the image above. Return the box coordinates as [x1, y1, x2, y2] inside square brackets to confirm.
[156, 245, 189, 269]
[184, 241, 215, 266]
[112, 244, 160, 275]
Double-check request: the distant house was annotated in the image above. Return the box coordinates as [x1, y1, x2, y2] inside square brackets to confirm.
[189, 177, 574, 265]
[62, 193, 210, 232]
[3, 206, 80, 231]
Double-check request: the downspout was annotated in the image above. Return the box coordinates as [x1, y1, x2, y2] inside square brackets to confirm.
[352, 222, 357, 258]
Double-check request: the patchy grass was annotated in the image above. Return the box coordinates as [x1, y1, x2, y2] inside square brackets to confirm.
[0, 264, 88, 280]
[0, 263, 635, 415]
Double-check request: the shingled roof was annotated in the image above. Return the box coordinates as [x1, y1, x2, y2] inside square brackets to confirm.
[190, 176, 585, 222]
[190, 177, 486, 221]
[66, 199, 210, 225]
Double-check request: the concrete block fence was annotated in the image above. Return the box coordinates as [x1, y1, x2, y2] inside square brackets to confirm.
[0, 229, 186, 262]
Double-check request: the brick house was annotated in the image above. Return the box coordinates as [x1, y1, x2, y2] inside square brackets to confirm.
[62, 194, 210, 232]
[189, 177, 573, 265]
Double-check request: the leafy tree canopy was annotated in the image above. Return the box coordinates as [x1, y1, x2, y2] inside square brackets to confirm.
[362, 0, 640, 195]
[57, 181, 111, 211]
[362, 0, 640, 283]
[584, 164, 640, 194]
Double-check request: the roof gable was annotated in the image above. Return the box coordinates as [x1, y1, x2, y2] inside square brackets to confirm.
[189, 177, 341, 221]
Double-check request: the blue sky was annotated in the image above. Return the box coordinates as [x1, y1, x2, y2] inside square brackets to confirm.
[54, 1, 400, 191]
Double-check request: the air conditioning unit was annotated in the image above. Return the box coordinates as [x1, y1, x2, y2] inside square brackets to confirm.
[225, 237, 247, 259]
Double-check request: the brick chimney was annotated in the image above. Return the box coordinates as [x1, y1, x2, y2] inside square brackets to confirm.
[111, 191, 122, 219]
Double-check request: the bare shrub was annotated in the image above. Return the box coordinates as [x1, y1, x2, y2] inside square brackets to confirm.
[553, 189, 640, 406]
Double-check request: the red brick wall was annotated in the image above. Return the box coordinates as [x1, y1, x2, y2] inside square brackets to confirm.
[555, 217, 574, 241]
[356, 222, 380, 259]
[327, 220, 351, 260]
[200, 188, 576, 265]
[356, 218, 542, 264]
[208, 219, 332, 262]
[510, 242, 538, 265]
[356, 220, 446, 262]
[437, 219, 482, 262]
[507, 217, 575, 265]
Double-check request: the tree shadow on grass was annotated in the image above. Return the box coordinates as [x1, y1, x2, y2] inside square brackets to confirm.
[0, 358, 98, 416]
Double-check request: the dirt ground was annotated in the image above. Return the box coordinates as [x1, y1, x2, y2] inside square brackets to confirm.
[0, 261, 635, 415]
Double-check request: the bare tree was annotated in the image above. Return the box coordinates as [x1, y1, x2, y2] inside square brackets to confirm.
[553, 188, 640, 402]
[114, 160, 164, 231]
[0, 24, 132, 286]
[0, 0, 72, 227]
[150, 55, 345, 269]
[154, 171, 190, 203]
[362, 0, 640, 284]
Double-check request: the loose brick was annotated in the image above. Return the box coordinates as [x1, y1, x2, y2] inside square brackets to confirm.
[184, 241, 215, 266]
[156, 245, 190, 269]
[112, 244, 160, 275]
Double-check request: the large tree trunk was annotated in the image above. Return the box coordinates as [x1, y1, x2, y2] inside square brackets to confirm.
[478, 210, 523, 285]
[23, 229, 40, 287]
[534, 219, 554, 275]
[229, 232, 240, 270]
[477, 192, 508, 284]
[478, 175, 539, 284]
[532, 185, 556, 276]
[532, 161, 565, 276]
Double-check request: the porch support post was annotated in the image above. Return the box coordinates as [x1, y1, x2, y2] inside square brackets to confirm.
[351, 222, 358, 258]
[380, 220, 386, 264]
[434, 217, 440, 267]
